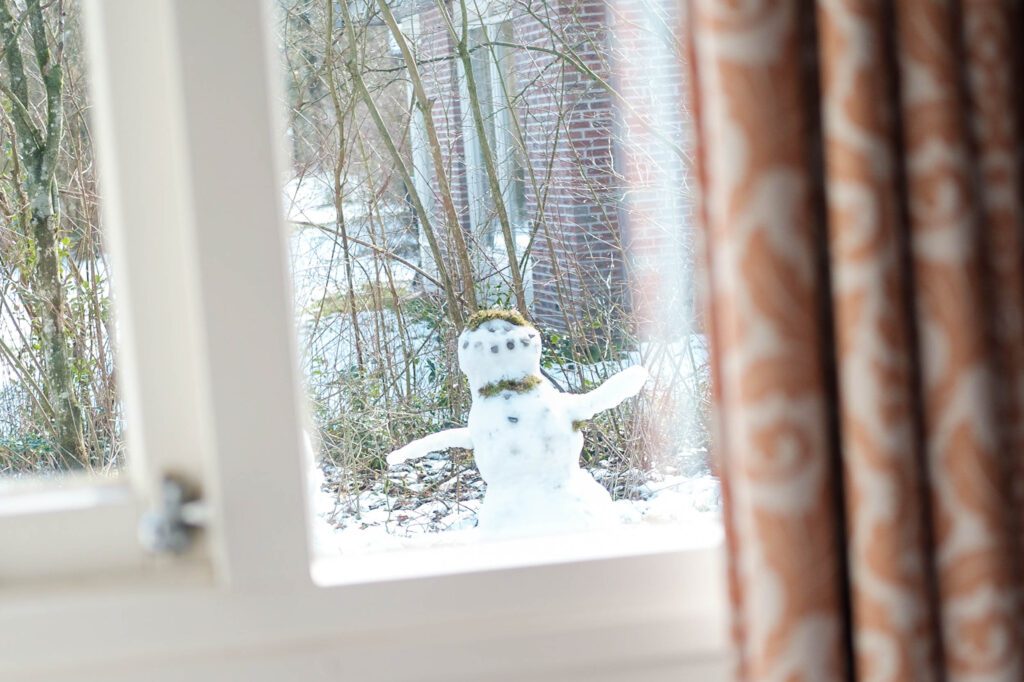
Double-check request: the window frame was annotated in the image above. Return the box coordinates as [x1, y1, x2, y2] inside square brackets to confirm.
[404, 15, 439, 231]
[0, 0, 215, 584]
[458, 15, 527, 247]
[0, 0, 731, 679]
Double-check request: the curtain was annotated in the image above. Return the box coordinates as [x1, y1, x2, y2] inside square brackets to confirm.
[686, 1, 1024, 680]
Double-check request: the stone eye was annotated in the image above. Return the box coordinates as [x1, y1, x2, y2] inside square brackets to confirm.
[519, 338, 530, 347]
[490, 345, 499, 353]
[506, 340, 515, 350]
[462, 341, 468, 349]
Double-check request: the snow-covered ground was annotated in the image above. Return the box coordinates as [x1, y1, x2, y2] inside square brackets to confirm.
[296, 317, 721, 557]
[308, 446, 721, 556]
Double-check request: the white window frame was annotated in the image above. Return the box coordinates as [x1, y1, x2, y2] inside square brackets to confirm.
[0, 1, 731, 680]
[404, 14, 441, 264]
[459, 17, 526, 245]
[0, 0, 216, 584]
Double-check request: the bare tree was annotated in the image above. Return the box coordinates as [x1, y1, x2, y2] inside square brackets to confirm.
[0, 0, 119, 474]
[0, 0, 91, 469]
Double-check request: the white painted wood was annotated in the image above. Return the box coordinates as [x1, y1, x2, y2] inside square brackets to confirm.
[0, 478, 146, 582]
[460, 20, 525, 238]
[81, 0, 214, 501]
[0, 0, 223, 585]
[86, 0, 312, 587]
[164, 0, 311, 588]
[0, 542, 731, 681]
[28, 631, 731, 682]
[27, 625, 732, 682]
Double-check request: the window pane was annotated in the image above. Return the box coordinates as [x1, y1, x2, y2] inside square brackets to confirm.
[277, 0, 719, 555]
[0, 0, 122, 479]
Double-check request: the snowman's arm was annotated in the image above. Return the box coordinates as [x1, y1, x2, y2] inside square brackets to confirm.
[386, 428, 473, 466]
[567, 365, 649, 421]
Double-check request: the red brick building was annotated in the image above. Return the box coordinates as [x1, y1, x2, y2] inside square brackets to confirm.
[398, 0, 692, 337]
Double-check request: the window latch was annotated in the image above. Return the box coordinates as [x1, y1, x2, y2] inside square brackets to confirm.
[138, 474, 207, 554]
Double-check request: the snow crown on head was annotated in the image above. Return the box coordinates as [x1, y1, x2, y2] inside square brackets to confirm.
[458, 308, 541, 392]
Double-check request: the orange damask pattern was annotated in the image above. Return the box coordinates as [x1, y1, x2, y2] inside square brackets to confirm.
[688, 3, 845, 679]
[688, 1, 1024, 680]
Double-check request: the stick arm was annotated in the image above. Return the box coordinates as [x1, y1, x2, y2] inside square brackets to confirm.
[567, 365, 649, 422]
[386, 427, 474, 466]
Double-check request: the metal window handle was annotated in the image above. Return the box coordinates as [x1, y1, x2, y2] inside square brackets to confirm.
[138, 475, 206, 554]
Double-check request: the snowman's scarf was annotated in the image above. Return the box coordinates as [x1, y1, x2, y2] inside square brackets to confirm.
[477, 374, 542, 398]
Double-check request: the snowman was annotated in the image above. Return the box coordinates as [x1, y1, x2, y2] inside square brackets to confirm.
[386, 309, 649, 537]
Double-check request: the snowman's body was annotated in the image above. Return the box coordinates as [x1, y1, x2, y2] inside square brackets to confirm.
[469, 380, 618, 534]
[387, 310, 648, 537]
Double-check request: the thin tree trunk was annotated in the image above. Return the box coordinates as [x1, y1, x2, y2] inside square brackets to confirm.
[324, 0, 364, 369]
[0, 0, 87, 467]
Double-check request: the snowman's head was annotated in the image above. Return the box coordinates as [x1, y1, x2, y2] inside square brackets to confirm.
[457, 309, 542, 391]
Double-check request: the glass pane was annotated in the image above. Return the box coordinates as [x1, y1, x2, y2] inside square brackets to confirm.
[277, 0, 719, 555]
[0, 0, 122, 479]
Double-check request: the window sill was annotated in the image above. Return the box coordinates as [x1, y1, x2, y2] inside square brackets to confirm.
[0, 477, 148, 583]
[312, 519, 723, 585]
[2, 522, 730, 680]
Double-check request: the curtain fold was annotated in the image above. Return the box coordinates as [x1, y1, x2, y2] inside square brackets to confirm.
[687, 1, 1024, 680]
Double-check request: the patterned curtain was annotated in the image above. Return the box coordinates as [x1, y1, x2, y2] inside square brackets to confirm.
[686, 1, 1024, 680]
